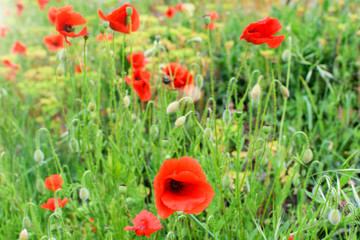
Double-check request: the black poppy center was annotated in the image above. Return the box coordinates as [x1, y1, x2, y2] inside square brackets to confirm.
[135, 77, 142, 81]
[248, 30, 255, 33]
[169, 179, 183, 192]
[64, 25, 75, 33]
[53, 42, 59, 46]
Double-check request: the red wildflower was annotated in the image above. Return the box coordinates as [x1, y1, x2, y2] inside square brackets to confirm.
[41, 197, 68, 211]
[0, 25, 9, 38]
[89, 218, 96, 233]
[55, 10, 88, 45]
[204, 21, 215, 30]
[207, 11, 219, 20]
[175, 4, 186, 12]
[10, 41, 27, 55]
[125, 70, 152, 102]
[165, 6, 177, 19]
[43, 34, 64, 51]
[15, 2, 25, 17]
[47, 5, 73, 25]
[45, 174, 63, 191]
[154, 156, 214, 219]
[95, 33, 113, 42]
[37, 0, 49, 11]
[239, 16, 285, 49]
[162, 63, 194, 91]
[98, 4, 140, 34]
[288, 236, 294, 240]
[124, 210, 163, 238]
[126, 52, 149, 70]
[2, 59, 20, 70]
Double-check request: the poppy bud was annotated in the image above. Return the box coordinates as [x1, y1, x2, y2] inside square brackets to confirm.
[123, 95, 130, 108]
[222, 176, 231, 189]
[79, 187, 90, 201]
[69, 138, 79, 152]
[119, 185, 127, 195]
[126, 6, 133, 16]
[167, 101, 179, 114]
[262, 125, 271, 135]
[187, 37, 203, 43]
[162, 138, 170, 147]
[175, 116, 186, 128]
[125, 197, 135, 206]
[203, 15, 211, 26]
[56, 63, 65, 77]
[155, 35, 161, 42]
[150, 125, 159, 138]
[222, 109, 232, 124]
[251, 83, 261, 100]
[34, 149, 44, 163]
[87, 100, 96, 112]
[22, 216, 31, 229]
[144, 48, 154, 57]
[195, 74, 204, 88]
[303, 149, 313, 164]
[282, 49, 291, 62]
[204, 127, 213, 139]
[19, 229, 28, 240]
[264, 218, 271, 226]
[36, 179, 45, 194]
[102, 21, 109, 29]
[280, 85, 290, 98]
[58, 49, 68, 62]
[328, 209, 341, 225]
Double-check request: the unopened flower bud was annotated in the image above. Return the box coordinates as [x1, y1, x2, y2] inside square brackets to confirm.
[264, 218, 271, 226]
[195, 74, 204, 88]
[303, 149, 313, 164]
[58, 49, 68, 62]
[19, 229, 28, 240]
[36, 179, 45, 194]
[262, 125, 271, 135]
[144, 48, 154, 57]
[222, 176, 231, 188]
[150, 125, 159, 138]
[222, 109, 232, 124]
[187, 37, 202, 43]
[34, 149, 44, 163]
[79, 187, 90, 201]
[280, 85, 290, 98]
[69, 138, 79, 152]
[123, 95, 130, 107]
[155, 35, 161, 42]
[126, 197, 135, 206]
[328, 209, 341, 225]
[167, 101, 179, 114]
[203, 15, 211, 26]
[204, 127, 213, 139]
[87, 100, 96, 112]
[119, 185, 127, 195]
[251, 84, 261, 100]
[282, 49, 291, 62]
[56, 63, 65, 77]
[22, 216, 31, 229]
[126, 7, 133, 16]
[175, 116, 186, 128]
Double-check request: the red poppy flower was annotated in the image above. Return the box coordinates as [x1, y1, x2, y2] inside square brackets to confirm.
[75, 62, 89, 73]
[239, 16, 285, 49]
[124, 210, 163, 238]
[175, 4, 186, 12]
[2, 59, 20, 70]
[41, 197, 68, 211]
[0, 25, 9, 38]
[165, 6, 177, 19]
[15, 2, 25, 17]
[89, 218, 96, 233]
[154, 156, 214, 219]
[95, 33, 113, 42]
[126, 52, 149, 70]
[43, 34, 64, 51]
[37, 0, 49, 11]
[55, 10, 88, 45]
[45, 174, 63, 191]
[47, 5, 73, 25]
[204, 21, 215, 30]
[98, 4, 140, 34]
[125, 70, 152, 102]
[207, 11, 219, 20]
[10, 41, 27, 55]
[162, 63, 194, 91]
[288, 236, 294, 240]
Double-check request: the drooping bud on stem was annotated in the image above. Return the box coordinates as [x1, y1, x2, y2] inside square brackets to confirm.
[167, 101, 180, 114]
[79, 187, 90, 201]
[36, 179, 45, 194]
[87, 100, 96, 112]
[22, 216, 32, 229]
[119, 185, 127, 195]
[69, 138, 79, 152]
[19, 229, 28, 240]
[58, 49, 68, 62]
[34, 149, 44, 163]
[303, 149, 313, 164]
[175, 116, 186, 128]
[328, 209, 341, 225]
[56, 63, 65, 77]
[150, 125, 159, 138]
[280, 85, 290, 98]
[251, 83, 261, 100]
[222, 109, 232, 124]
[123, 95, 130, 107]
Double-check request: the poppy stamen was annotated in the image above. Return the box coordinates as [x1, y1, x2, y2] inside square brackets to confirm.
[169, 179, 183, 192]
[63, 25, 75, 33]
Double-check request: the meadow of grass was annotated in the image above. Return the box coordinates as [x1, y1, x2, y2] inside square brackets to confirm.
[0, 0, 360, 239]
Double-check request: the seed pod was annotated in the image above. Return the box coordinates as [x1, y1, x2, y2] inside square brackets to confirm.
[195, 74, 204, 88]
[22, 216, 32, 229]
[36, 179, 45, 194]
[79, 187, 90, 201]
[34, 149, 44, 163]
[56, 63, 65, 77]
[123, 95, 130, 108]
[126, 6, 133, 16]
[328, 209, 341, 225]
[119, 185, 127, 195]
[280, 85, 290, 98]
[222, 109, 232, 124]
[175, 116, 186, 128]
[87, 100, 96, 112]
[303, 149, 313, 164]
[203, 15, 211, 26]
[282, 49, 291, 62]
[69, 138, 79, 153]
[19, 229, 28, 240]
[150, 125, 159, 138]
[166, 101, 180, 114]
[262, 126, 271, 135]
[251, 83, 261, 100]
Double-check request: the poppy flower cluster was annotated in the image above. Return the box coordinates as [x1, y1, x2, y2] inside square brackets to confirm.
[204, 11, 219, 30]
[41, 197, 68, 211]
[2, 59, 20, 80]
[98, 4, 139, 34]
[55, 10, 88, 45]
[41, 174, 68, 211]
[47, 5, 73, 25]
[154, 156, 214, 218]
[162, 63, 194, 91]
[124, 210, 163, 238]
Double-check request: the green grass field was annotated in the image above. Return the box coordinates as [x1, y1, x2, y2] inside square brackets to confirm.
[0, 0, 360, 239]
